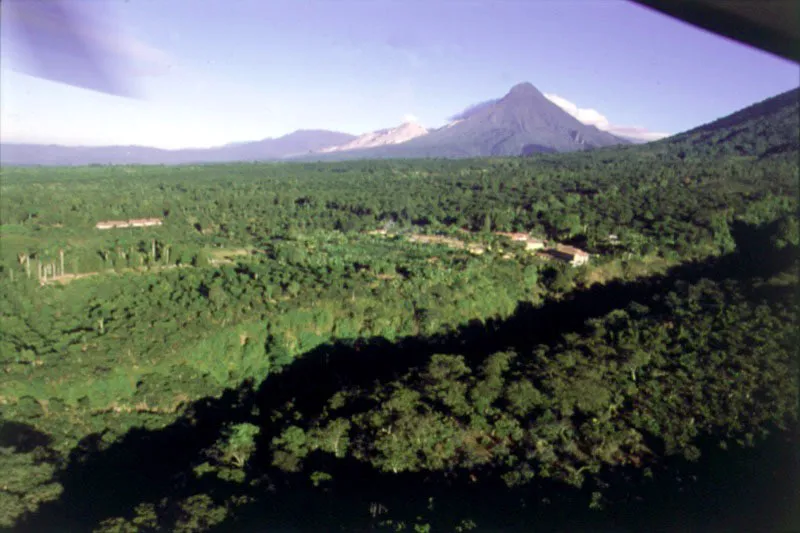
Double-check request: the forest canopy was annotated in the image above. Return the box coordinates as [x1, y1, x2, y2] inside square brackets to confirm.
[1, 103, 798, 531]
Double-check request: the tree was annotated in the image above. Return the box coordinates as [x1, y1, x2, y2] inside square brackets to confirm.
[710, 213, 736, 254]
[553, 212, 582, 240]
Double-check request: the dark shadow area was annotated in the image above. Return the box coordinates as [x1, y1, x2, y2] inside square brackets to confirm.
[215, 427, 799, 533]
[16, 225, 798, 532]
[0, 420, 54, 453]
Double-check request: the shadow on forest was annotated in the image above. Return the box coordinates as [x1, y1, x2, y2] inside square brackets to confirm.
[16, 222, 799, 532]
[0, 421, 53, 453]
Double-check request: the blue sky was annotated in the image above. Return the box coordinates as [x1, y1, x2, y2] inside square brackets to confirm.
[1, 0, 797, 149]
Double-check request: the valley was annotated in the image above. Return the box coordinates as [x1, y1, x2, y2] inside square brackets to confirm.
[0, 86, 798, 531]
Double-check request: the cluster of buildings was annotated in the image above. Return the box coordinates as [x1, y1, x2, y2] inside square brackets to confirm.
[367, 227, 591, 266]
[368, 228, 591, 266]
[367, 225, 592, 266]
[95, 218, 163, 230]
[407, 233, 485, 254]
[494, 232, 589, 266]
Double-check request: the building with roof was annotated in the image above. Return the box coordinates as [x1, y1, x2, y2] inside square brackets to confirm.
[549, 244, 590, 266]
[495, 232, 546, 252]
[96, 218, 162, 230]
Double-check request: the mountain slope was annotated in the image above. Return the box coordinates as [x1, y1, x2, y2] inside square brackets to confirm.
[650, 87, 799, 159]
[220, 130, 358, 159]
[299, 83, 628, 161]
[0, 130, 356, 166]
[320, 122, 428, 153]
[422, 82, 628, 153]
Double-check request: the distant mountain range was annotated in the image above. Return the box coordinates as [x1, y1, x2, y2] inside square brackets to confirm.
[293, 83, 628, 161]
[0, 130, 357, 167]
[1, 83, 796, 166]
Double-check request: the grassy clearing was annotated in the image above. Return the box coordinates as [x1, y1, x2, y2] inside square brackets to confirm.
[583, 254, 680, 286]
[208, 247, 256, 265]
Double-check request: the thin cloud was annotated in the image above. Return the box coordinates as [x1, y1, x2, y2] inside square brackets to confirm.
[1, 0, 174, 97]
[403, 113, 420, 123]
[112, 37, 174, 78]
[605, 126, 674, 143]
[544, 93, 610, 129]
[544, 93, 671, 142]
[448, 98, 500, 122]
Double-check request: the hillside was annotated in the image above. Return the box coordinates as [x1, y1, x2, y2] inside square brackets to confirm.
[650, 87, 800, 160]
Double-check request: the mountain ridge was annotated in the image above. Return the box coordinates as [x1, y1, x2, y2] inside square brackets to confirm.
[647, 87, 800, 159]
[0, 130, 357, 166]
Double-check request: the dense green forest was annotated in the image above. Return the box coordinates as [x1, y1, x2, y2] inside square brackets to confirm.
[1, 149, 797, 274]
[1, 97, 798, 530]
